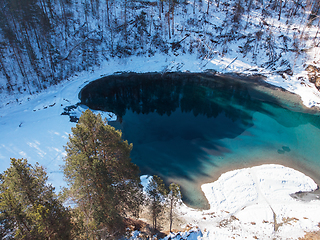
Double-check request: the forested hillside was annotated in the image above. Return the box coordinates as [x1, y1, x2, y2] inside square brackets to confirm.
[0, 0, 319, 95]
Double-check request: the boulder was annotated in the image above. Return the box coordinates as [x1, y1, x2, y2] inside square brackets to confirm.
[306, 65, 320, 90]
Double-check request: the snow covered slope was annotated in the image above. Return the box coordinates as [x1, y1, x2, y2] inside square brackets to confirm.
[1, 0, 320, 102]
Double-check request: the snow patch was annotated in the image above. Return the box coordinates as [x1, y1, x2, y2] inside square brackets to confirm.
[176, 164, 320, 240]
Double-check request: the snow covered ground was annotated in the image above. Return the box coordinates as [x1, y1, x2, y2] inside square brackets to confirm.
[175, 164, 320, 240]
[139, 164, 320, 240]
[1, 54, 320, 239]
[1, 0, 320, 238]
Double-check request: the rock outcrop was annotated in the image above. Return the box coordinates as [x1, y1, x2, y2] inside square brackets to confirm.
[306, 65, 320, 90]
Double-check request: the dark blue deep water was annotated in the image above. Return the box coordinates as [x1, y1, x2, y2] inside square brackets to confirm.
[80, 73, 320, 209]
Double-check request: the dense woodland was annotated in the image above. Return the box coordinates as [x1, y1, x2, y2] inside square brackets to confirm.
[0, 0, 320, 95]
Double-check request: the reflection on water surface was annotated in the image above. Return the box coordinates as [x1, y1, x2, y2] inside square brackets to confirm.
[80, 72, 320, 209]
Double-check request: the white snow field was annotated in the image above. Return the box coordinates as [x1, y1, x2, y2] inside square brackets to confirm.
[139, 164, 320, 240]
[174, 164, 320, 240]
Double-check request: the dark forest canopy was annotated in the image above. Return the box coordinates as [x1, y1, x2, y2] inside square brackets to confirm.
[0, 0, 319, 94]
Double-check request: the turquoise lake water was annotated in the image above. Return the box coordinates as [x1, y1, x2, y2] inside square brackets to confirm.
[80, 73, 320, 209]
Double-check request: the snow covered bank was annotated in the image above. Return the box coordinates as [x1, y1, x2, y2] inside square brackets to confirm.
[1, 55, 320, 239]
[174, 164, 320, 240]
[138, 165, 320, 239]
[1, 53, 320, 190]
[2, 52, 320, 111]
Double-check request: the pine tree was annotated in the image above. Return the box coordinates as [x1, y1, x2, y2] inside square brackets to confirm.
[168, 183, 181, 233]
[146, 175, 167, 232]
[63, 109, 142, 239]
[0, 158, 74, 239]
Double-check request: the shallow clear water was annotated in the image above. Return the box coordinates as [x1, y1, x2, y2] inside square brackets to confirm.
[80, 73, 320, 209]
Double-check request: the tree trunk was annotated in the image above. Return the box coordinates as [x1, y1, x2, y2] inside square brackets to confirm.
[106, 0, 110, 26]
[161, 0, 164, 13]
[59, 0, 69, 48]
[9, 15, 31, 93]
[169, 198, 173, 232]
[167, 12, 171, 39]
[278, 0, 282, 20]
[0, 53, 13, 92]
[171, 2, 175, 36]
[124, 0, 128, 43]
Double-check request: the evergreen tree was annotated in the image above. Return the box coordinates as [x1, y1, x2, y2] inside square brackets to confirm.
[0, 158, 74, 240]
[146, 175, 167, 232]
[168, 183, 181, 233]
[63, 109, 142, 239]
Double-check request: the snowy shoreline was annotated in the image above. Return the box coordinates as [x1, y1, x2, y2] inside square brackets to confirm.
[1, 55, 320, 239]
[160, 164, 320, 240]
[2, 53, 320, 109]
[1, 0, 320, 237]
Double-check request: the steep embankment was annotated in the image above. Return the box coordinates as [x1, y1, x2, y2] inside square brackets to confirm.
[1, 0, 320, 104]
